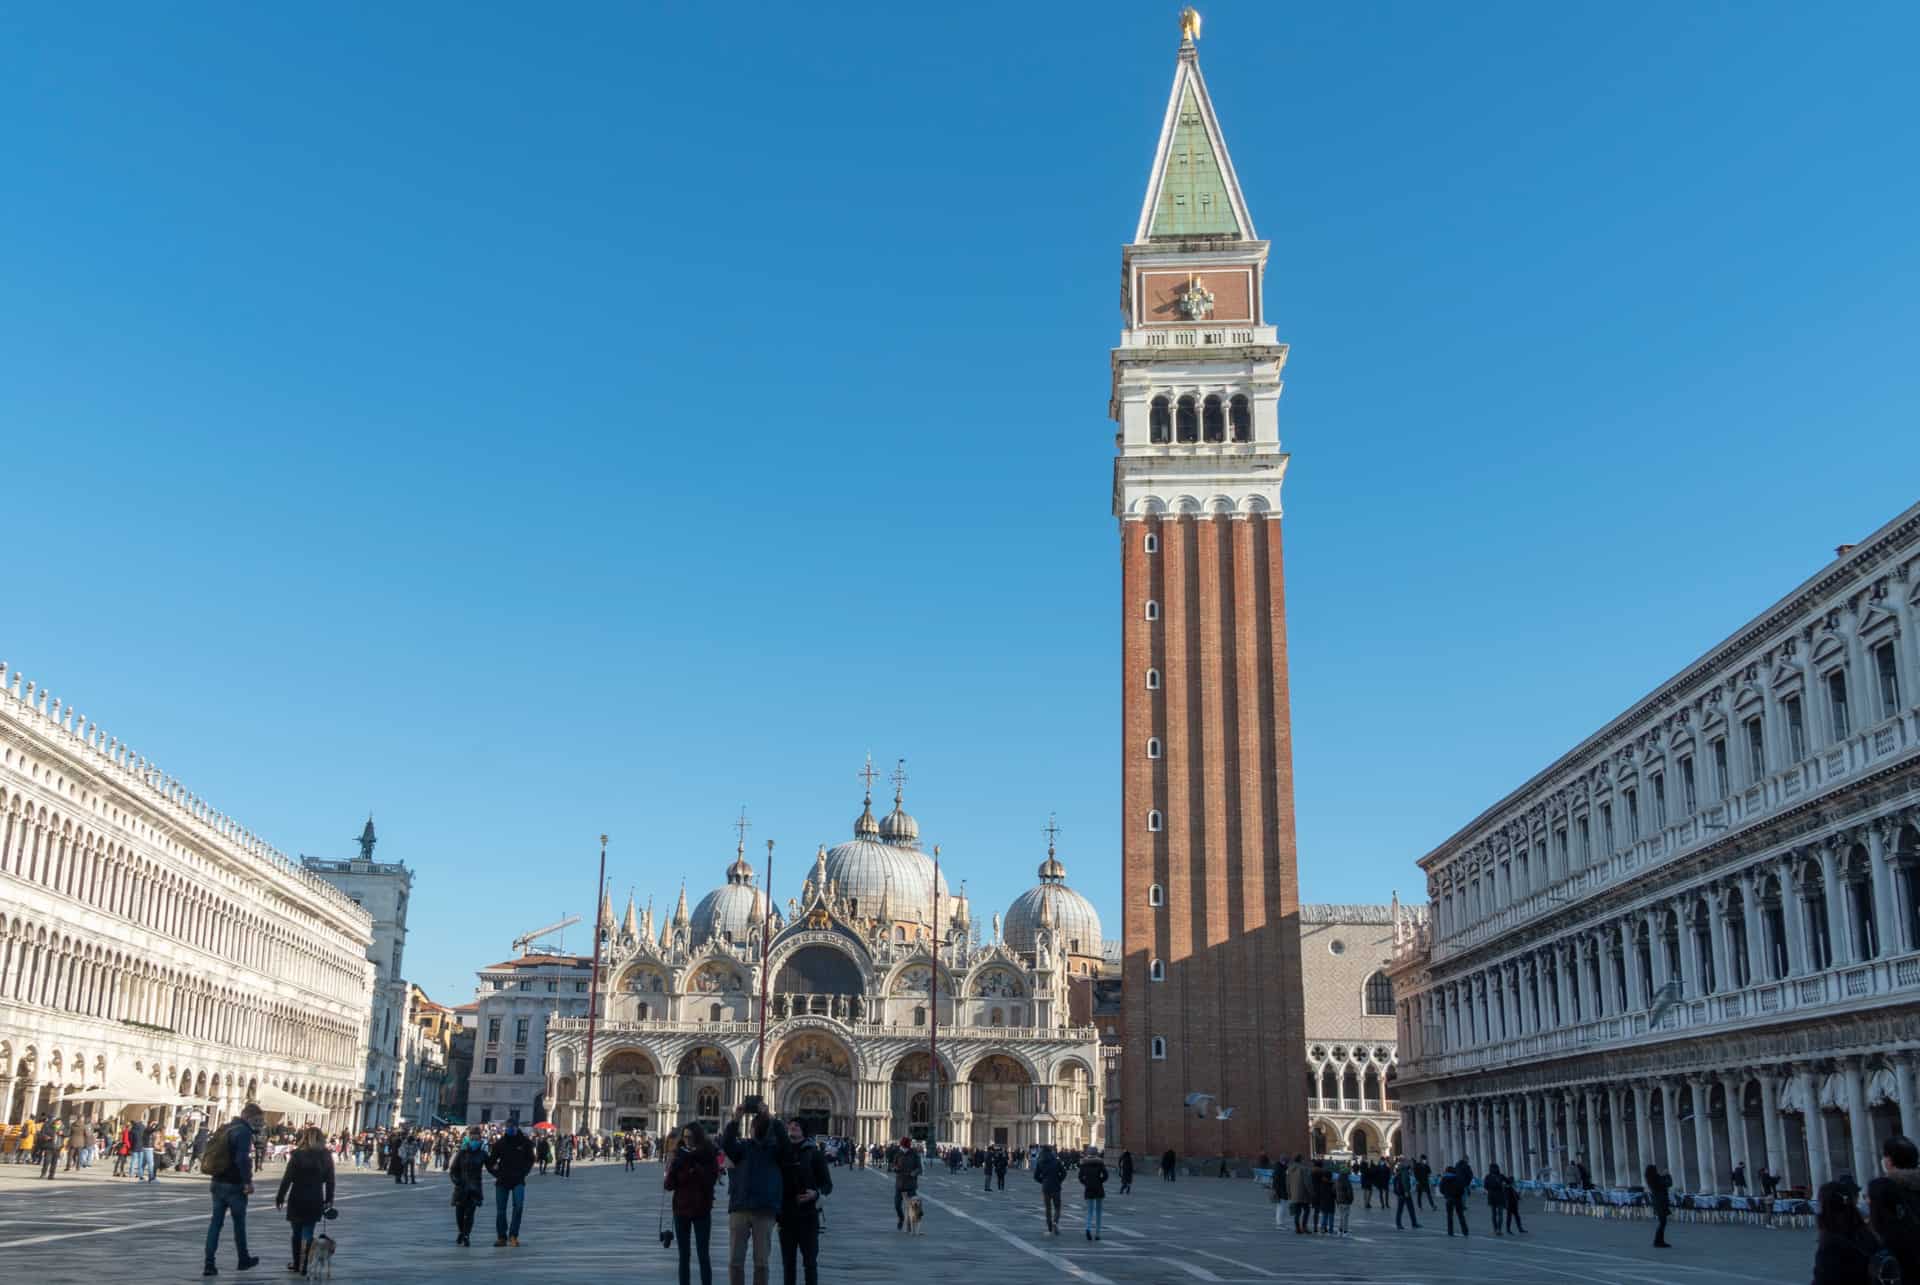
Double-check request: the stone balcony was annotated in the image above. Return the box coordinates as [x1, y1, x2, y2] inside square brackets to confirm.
[547, 1015, 1097, 1046]
[1400, 946, 1920, 1085]
[1120, 325, 1277, 349]
[1421, 708, 1917, 969]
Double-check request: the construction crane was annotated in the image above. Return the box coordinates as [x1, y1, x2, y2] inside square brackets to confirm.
[512, 914, 580, 957]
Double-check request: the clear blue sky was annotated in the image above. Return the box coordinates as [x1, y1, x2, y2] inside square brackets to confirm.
[4, 3, 1916, 1005]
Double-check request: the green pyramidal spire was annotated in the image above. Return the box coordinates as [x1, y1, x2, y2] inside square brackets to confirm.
[1149, 82, 1241, 238]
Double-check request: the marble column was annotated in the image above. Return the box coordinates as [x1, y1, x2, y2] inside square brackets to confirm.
[1691, 1077, 1720, 1193]
[1720, 1073, 1750, 1178]
[1779, 858, 1810, 976]
[1761, 1070, 1788, 1188]
[1739, 869, 1767, 986]
[1660, 1079, 1686, 1185]
[1633, 1082, 1654, 1180]
[1519, 1093, 1537, 1179]
[1868, 825, 1901, 955]
[1895, 1053, 1919, 1142]
[1673, 899, 1699, 1000]
[1609, 1086, 1631, 1186]
[1798, 1066, 1832, 1190]
[1820, 844, 1853, 966]
[1844, 1057, 1877, 1188]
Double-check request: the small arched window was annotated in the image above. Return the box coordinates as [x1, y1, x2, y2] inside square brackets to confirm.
[1146, 737, 1162, 759]
[1149, 958, 1165, 981]
[1202, 395, 1225, 443]
[1149, 396, 1172, 444]
[1147, 810, 1163, 832]
[637, 1002, 650, 1020]
[1150, 1036, 1167, 1061]
[1149, 882, 1165, 906]
[1175, 396, 1198, 442]
[1146, 668, 1161, 690]
[1144, 532, 1159, 554]
[1229, 395, 1251, 442]
[1364, 971, 1394, 1016]
[709, 1003, 723, 1022]
[1144, 599, 1159, 621]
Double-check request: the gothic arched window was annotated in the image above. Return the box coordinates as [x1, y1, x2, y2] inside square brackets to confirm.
[1175, 396, 1198, 442]
[1149, 958, 1164, 981]
[1229, 395, 1251, 442]
[1149, 396, 1172, 444]
[1202, 395, 1225, 442]
[1364, 971, 1394, 1016]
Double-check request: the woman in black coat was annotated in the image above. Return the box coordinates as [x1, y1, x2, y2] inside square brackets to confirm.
[274, 1127, 336, 1274]
[1811, 1179, 1879, 1285]
[448, 1126, 489, 1247]
[1644, 1164, 1673, 1249]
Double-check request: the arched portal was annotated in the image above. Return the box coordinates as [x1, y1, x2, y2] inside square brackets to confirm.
[677, 1045, 734, 1137]
[597, 1049, 660, 1134]
[966, 1054, 1034, 1151]
[891, 1051, 951, 1145]
[772, 1032, 855, 1138]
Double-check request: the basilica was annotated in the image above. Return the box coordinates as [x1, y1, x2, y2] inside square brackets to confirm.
[541, 770, 1106, 1150]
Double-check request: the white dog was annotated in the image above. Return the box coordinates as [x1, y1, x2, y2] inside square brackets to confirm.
[304, 1232, 336, 1280]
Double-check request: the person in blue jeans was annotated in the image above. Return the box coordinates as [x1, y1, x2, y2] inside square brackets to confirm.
[204, 1104, 263, 1277]
[486, 1122, 536, 1247]
[1078, 1146, 1109, 1240]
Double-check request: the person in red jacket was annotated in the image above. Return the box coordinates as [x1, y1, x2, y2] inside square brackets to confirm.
[665, 1121, 722, 1285]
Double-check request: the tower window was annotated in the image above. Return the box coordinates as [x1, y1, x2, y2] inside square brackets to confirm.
[1175, 396, 1198, 443]
[1149, 396, 1171, 444]
[1149, 958, 1165, 982]
[1151, 1036, 1167, 1061]
[1149, 883, 1165, 906]
[1229, 394, 1251, 442]
[1143, 532, 1159, 554]
[1146, 737, 1161, 759]
[1202, 395, 1225, 443]
[1147, 810, 1163, 832]
[1144, 599, 1159, 621]
[1146, 668, 1160, 690]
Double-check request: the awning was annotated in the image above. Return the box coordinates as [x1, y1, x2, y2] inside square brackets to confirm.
[61, 1063, 184, 1107]
[249, 1083, 327, 1120]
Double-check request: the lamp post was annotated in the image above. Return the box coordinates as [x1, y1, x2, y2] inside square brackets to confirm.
[927, 844, 942, 1153]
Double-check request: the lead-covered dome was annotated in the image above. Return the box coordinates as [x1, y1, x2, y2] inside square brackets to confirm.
[825, 779, 948, 920]
[691, 846, 764, 947]
[1004, 845, 1102, 957]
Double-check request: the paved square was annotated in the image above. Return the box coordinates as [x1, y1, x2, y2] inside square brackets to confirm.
[0, 1157, 1818, 1283]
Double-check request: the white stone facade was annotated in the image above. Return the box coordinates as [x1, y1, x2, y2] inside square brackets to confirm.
[539, 812, 1103, 1149]
[1389, 503, 1920, 1193]
[301, 837, 415, 1129]
[0, 665, 375, 1130]
[465, 953, 592, 1126]
[1301, 903, 1423, 1160]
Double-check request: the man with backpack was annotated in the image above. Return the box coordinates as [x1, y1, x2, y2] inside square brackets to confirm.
[1441, 1157, 1473, 1237]
[1392, 1158, 1421, 1230]
[202, 1103, 264, 1276]
[1867, 1134, 1920, 1282]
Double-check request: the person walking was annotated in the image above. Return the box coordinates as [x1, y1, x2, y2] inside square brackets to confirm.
[1335, 1163, 1354, 1236]
[1286, 1153, 1311, 1233]
[1310, 1158, 1335, 1234]
[535, 1132, 551, 1176]
[203, 1103, 264, 1277]
[890, 1136, 922, 1232]
[127, 1116, 151, 1182]
[34, 1117, 59, 1181]
[1161, 1148, 1177, 1182]
[1392, 1158, 1420, 1230]
[1867, 1134, 1920, 1282]
[666, 1121, 722, 1285]
[1117, 1150, 1133, 1195]
[1485, 1163, 1507, 1235]
[1810, 1179, 1879, 1284]
[1035, 1145, 1066, 1234]
[776, 1121, 831, 1285]
[983, 1143, 996, 1191]
[1504, 1173, 1527, 1234]
[448, 1126, 488, 1248]
[1730, 1160, 1747, 1194]
[1079, 1147, 1109, 1241]
[485, 1121, 535, 1248]
[1414, 1154, 1436, 1209]
[720, 1102, 787, 1285]
[1645, 1163, 1673, 1249]
[273, 1126, 335, 1275]
[1442, 1160, 1472, 1238]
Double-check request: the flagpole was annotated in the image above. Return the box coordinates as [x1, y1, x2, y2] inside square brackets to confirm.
[582, 834, 608, 1136]
[756, 839, 776, 1102]
[928, 843, 940, 1153]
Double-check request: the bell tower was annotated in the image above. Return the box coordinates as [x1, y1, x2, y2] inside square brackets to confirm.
[1115, 11, 1306, 1160]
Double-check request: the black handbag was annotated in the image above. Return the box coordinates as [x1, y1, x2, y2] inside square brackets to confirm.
[657, 1184, 673, 1248]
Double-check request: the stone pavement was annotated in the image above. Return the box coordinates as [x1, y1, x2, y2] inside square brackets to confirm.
[0, 1153, 1820, 1283]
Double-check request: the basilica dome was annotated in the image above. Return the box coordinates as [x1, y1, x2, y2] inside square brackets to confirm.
[1004, 846, 1102, 958]
[825, 783, 949, 920]
[691, 848, 764, 947]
